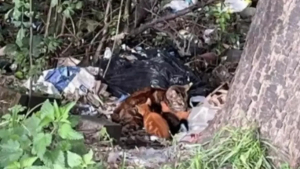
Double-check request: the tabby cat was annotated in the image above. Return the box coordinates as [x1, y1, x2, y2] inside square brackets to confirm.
[160, 101, 189, 135]
[136, 98, 170, 139]
[111, 83, 192, 135]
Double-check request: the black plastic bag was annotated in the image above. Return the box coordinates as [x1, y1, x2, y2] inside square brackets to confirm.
[99, 47, 211, 98]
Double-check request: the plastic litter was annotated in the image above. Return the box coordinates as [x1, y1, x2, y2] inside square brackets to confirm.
[99, 45, 211, 98]
[23, 66, 96, 96]
[163, 0, 198, 12]
[189, 95, 206, 107]
[223, 0, 251, 13]
[174, 101, 218, 143]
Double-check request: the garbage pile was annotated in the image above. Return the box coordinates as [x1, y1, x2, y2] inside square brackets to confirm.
[19, 44, 228, 148]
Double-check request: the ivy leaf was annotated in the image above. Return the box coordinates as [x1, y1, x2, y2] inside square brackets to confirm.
[58, 123, 83, 140]
[16, 27, 26, 47]
[20, 156, 38, 167]
[0, 140, 23, 167]
[67, 151, 82, 168]
[40, 100, 55, 121]
[32, 133, 52, 157]
[51, 0, 58, 7]
[83, 149, 95, 165]
[75, 1, 83, 9]
[23, 114, 41, 136]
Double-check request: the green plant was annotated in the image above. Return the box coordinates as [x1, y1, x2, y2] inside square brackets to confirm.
[3, 0, 82, 79]
[162, 127, 290, 169]
[206, 3, 231, 32]
[98, 127, 114, 147]
[0, 100, 102, 169]
[204, 3, 242, 55]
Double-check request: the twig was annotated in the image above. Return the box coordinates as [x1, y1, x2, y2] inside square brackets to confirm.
[93, 0, 112, 63]
[88, 27, 104, 52]
[103, 0, 125, 78]
[129, 0, 215, 36]
[70, 16, 76, 35]
[60, 15, 66, 35]
[27, 0, 33, 113]
[44, 3, 52, 37]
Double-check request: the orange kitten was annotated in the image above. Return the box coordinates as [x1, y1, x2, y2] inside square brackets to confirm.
[136, 98, 170, 139]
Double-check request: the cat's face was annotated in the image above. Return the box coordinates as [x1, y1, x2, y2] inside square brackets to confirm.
[166, 83, 192, 112]
[136, 98, 152, 116]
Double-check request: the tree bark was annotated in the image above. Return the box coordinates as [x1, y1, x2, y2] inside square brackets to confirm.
[208, 0, 300, 168]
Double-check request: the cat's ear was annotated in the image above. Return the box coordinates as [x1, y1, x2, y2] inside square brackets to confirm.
[183, 82, 193, 92]
[146, 98, 152, 105]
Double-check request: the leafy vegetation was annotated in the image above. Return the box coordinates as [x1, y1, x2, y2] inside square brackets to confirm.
[0, 100, 103, 169]
[163, 127, 291, 169]
[3, 0, 82, 79]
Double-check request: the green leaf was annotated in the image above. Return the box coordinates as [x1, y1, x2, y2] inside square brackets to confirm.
[58, 123, 83, 140]
[62, 1, 70, 5]
[57, 140, 72, 151]
[61, 102, 76, 120]
[0, 129, 10, 139]
[5, 8, 13, 20]
[53, 100, 61, 120]
[32, 133, 52, 157]
[40, 100, 55, 121]
[32, 35, 43, 57]
[40, 149, 65, 167]
[20, 156, 38, 167]
[63, 9, 71, 18]
[12, 8, 21, 20]
[18, 134, 32, 150]
[24, 2, 30, 9]
[16, 27, 26, 47]
[57, 6, 63, 13]
[2, 114, 11, 120]
[0, 140, 23, 167]
[75, 1, 83, 9]
[51, 0, 58, 7]
[69, 115, 80, 127]
[24, 166, 51, 169]
[83, 149, 94, 165]
[23, 114, 41, 136]
[4, 161, 21, 169]
[67, 151, 82, 168]
[38, 116, 53, 128]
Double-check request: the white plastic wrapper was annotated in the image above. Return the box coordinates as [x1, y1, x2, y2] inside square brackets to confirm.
[223, 0, 251, 13]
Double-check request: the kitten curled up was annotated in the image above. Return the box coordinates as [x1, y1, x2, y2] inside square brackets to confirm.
[136, 98, 171, 139]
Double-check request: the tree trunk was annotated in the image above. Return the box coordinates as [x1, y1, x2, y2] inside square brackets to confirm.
[208, 0, 300, 168]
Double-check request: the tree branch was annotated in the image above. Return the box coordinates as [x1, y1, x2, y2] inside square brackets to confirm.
[128, 0, 215, 36]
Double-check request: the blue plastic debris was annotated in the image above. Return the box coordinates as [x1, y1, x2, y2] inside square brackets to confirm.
[117, 94, 130, 102]
[44, 66, 80, 92]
